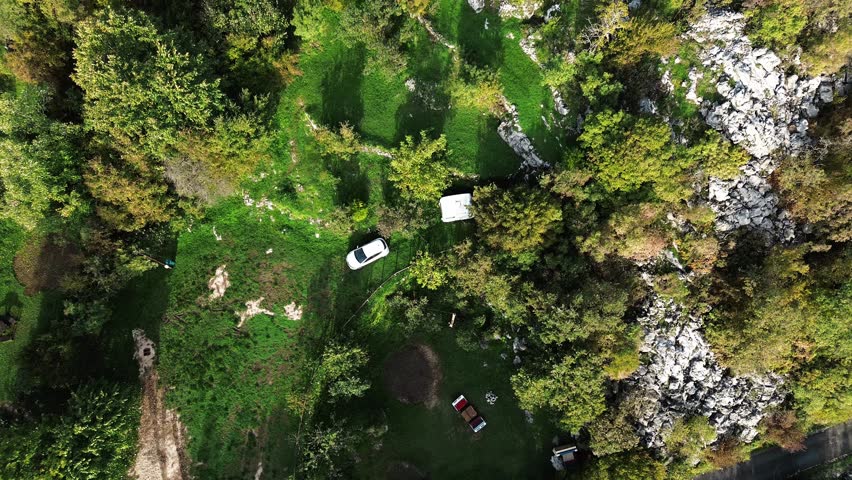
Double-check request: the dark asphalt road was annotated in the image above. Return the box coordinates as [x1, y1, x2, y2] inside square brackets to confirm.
[697, 421, 852, 480]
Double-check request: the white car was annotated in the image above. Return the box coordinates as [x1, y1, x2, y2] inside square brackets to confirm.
[439, 193, 473, 223]
[346, 238, 390, 270]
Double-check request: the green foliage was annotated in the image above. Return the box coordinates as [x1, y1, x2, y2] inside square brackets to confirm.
[606, 17, 680, 66]
[471, 184, 563, 258]
[389, 132, 451, 203]
[688, 130, 751, 180]
[665, 416, 716, 465]
[543, 51, 622, 110]
[575, 450, 666, 480]
[745, 0, 808, 49]
[776, 152, 852, 242]
[314, 122, 361, 159]
[84, 157, 173, 232]
[385, 293, 441, 335]
[297, 423, 357, 479]
[794, 279, 852, 426]
[0, 384, 139, 479]
[580, 109, 690, 200]
[74, 8, 224, 159]
[588, 404, 640, 455]
[0, 85, 86, 229]
[580, 203, 668, 264]
[292, 0, 330, 46]
[707, 244, 817, 374]
[802, 21, 852, 75]
[317, 343, 371, 401]
[449, 65, 503, 114]
[338, 0, 406, 74]
[512, 353, 606, 432]
[409, 251, 446, 290]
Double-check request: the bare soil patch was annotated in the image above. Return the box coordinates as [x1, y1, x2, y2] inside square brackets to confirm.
[131, 330, 190, 480]
[13, 237, 82, 295]
[383, 344, 442, 408]
[386, 461, 428, 480]
[132, 371, 191, 480]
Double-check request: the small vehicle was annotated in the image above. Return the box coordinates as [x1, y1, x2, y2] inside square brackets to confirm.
[346, 238, 390, 270]
[451, 394, 486, 433]
[469, 416, 487, 433]
[451, 395, 469, 412]
[439, 193, 473, 223]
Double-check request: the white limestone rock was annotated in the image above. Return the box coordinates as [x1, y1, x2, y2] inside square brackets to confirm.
[622, 297, 784, 449]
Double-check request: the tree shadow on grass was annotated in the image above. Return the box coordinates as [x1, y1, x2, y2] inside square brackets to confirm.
[457, 7, 504, 69]
[327, 157, 371, 207]
[320, 44, 367, 128]
[393, 90, 451, 145]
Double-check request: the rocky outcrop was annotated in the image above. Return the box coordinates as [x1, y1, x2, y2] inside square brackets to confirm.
[665, 11, 838, 241]
[685, 11, 829, 159]
[624, 297, 784, 449]
[497, 0, 541, 19]
[708, 159, 796, 243]
[467, 0, 485, 13]
[498, 99, 548, 169]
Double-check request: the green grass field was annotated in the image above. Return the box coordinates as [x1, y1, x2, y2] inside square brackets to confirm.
[151, 4, 566, 477]
[0, 222, 63, 402]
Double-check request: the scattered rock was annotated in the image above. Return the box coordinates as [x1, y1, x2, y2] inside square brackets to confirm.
[207, 265, 231, 301]
[485, 391, 498, 405]
[212, 227, 222, 241]
[622, 296, 784, 449]
[132, 329, 156, 377]
[467, 0, 485, 13]
[498, 99, 548, 169]
[497, 0, 541, 19]
[236, 297, 275, 328]
[685, 11, 829, 159]
[284, 302, 303, 321]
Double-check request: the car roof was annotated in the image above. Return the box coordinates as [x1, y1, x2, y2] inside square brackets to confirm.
[440, 193, 473, 220]
[360, 238, 386, 257]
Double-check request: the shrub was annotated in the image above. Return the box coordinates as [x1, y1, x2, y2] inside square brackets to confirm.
[745, 0, 808, 50]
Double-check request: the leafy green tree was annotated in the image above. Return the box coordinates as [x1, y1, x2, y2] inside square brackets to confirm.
[776, 152, 852, 242]
[579, 109, 690, 200]
[317, 343, 370, 401]
[74, 8, 224, 159]
[574, 450, 666, 480]
[471, 184, 563, 258]
[0, 384, 139, 479]
[449, 65, 503, 115]
[606, 17, 679, 66]
[409, 251, 446, 290]
[203, 0, 290, 88]
[512, 353, 606, 432]
[707, 244, 817, 374]
[580, 203, 668, 264]
[84, 157, 174, 232]
[588, 403, 640, 455]
[665, 416, 716, 464]
[0, 86, 86, 230]
[389, 132, 451, 203]
[688, 130, 751, 180]
[745, 0, 808, 49]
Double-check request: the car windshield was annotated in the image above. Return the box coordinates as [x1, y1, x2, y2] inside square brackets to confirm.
[353, 248, 367, 263]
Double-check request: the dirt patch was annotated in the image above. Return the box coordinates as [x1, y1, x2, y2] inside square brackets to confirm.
[132, 371, 191, 480]
[236, 297, 275, 328]
[13, 237, 82, 295]
[383, 344, 442, 408]
[207, 264, 230, 301]
[386, 461, 428, 480]
[131, 330, 190, 480]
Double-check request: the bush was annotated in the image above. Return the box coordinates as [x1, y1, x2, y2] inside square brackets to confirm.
[745, 0, 808, 50]
[389, 132, 451, 203]
[471, 184, 563, 257]
[761, 410, 806, 452]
